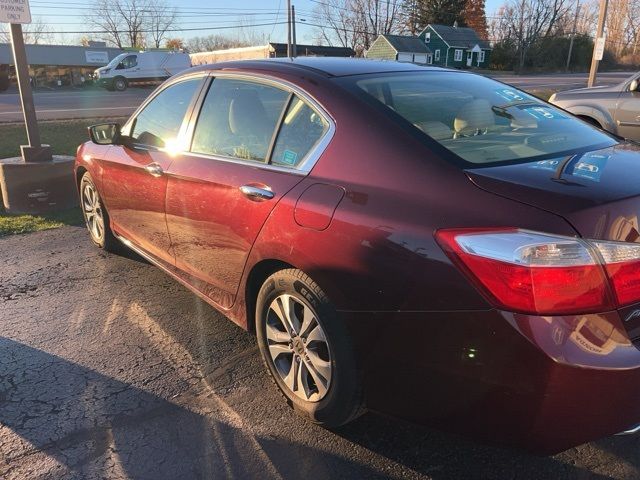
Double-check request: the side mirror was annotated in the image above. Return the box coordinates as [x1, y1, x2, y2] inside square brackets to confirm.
[630, 79, 639, 92]
[88, 123, 121, 145]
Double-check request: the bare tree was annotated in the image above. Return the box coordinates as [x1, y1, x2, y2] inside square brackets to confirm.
[84, 0, 178, 48]
[0, 17, 53, 45]
[499, 0, 570, 71]
[313, 0, 404, 53]
[146, 0, 178, 48]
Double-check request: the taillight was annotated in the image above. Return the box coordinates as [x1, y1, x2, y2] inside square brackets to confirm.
[436, 228, 640, 315]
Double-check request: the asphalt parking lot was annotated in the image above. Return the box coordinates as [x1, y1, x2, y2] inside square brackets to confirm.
[2, 225, 640, 479]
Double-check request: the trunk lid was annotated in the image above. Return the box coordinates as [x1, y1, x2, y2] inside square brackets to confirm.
[466, 143, 640, 235]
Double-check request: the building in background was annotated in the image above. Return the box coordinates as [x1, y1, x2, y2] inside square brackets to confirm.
[365, 34, 433, 64]
[190, 42, 354, 65]
[0, 43, 122, 91]
[418, 23, 492, 68]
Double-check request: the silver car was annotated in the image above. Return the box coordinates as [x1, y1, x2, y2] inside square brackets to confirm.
[549, 72, 640, 141]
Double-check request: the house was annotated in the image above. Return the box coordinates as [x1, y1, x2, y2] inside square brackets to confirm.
[365, 34, 433, 65]
[418, 23, 491, 68]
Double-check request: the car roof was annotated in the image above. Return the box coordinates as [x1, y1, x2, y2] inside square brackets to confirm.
[188, 57, 448, 78]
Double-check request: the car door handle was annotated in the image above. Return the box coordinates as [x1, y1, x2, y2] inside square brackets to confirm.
[144, 163, 163, 177]
[240, 184, 274, 201]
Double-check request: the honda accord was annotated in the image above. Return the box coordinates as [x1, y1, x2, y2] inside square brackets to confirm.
[76, 58, 640, 453]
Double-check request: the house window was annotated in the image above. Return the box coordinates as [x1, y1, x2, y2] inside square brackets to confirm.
[479, 51, 485, 63]
[427, 54, 433, 64]
[434, 49, 440, 61]
[425, 32, 431, 43]
[467, 51, 472, 61]
[454, 49, 463, 61]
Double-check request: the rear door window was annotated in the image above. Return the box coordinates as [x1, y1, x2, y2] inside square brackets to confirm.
[271, 95, 329, 168]
[191, 79, 290, 163]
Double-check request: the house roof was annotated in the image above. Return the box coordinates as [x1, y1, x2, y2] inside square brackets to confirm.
[381, 35, 432, 54]
[426, 24, 491, 49]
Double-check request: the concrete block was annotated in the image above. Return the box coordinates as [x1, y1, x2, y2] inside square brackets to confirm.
[0, 155, 78, 214]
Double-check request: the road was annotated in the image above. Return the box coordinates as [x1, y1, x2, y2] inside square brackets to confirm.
[2, 225, 640, 480]
[0, 88, 151, 122]
[0, 71, 635, 123]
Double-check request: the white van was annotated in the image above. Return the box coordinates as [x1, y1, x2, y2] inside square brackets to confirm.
[94, 51, 191, 91]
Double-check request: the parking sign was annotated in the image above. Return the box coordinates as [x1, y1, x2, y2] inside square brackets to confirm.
[0, 0, 31, 24]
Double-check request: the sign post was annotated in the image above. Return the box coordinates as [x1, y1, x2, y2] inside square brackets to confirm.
[588, 0, 609, 88]
[0, 0, 76, 214]
[1, 0, 51, 161]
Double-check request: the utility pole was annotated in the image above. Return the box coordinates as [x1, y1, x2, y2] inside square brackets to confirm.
[287, 0, 292, 58]
[291, 4, 297, 58]
[565, 1, 580, 72]
[588, 0, 608, 87]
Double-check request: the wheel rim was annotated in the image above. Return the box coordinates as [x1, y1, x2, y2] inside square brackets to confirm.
[116, 80, 124, 90]
[82, 182, 105, 242]
[265, 294, 332, 402]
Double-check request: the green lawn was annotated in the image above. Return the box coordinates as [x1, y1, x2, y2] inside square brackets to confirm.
[0, 118, 126, 235]
[0, 207, 84, 237]
[0, 117, 127, 158]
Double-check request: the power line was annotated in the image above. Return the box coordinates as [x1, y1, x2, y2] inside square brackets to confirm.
[18, 21, 289, 35]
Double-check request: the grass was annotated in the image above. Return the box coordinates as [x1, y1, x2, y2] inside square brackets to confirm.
[0, 117, 128, 158]
[0, 207, 84, 237]
[0, 118, 127, 236]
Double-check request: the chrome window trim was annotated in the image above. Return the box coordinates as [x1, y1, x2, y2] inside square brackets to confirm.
[185, 71, 336, 175]
[178, 150, 306, 176]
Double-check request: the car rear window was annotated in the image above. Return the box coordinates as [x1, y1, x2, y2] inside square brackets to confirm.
[340, 72, 617, 166]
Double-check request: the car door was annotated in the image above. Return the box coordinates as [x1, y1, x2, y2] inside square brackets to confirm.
[615, 76, 640, 141]
[99, 74, 205, 264]
[165, 75, 332, 308]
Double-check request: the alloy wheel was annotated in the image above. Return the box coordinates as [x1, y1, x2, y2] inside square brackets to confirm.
[82, 182, 105, 243]
[265, 293, 332, 402]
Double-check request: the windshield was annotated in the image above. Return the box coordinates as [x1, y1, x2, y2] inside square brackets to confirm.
[105, 53, 127, 69]
[343, 71, 616, 165]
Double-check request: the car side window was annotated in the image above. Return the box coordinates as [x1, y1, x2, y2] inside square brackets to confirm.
[270, 95, 329, 168]
[191, 78, 290, 163]
[130, 78, 201, 149]
[118, 55, 137, 70]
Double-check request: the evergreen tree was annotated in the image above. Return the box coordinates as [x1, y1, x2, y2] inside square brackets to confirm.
[463, 0, 489, 39]
[404, 0, 468, 32]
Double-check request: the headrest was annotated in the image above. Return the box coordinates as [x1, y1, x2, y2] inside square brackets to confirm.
[453, 99, 495, 136]
[229, 91, 268, 136]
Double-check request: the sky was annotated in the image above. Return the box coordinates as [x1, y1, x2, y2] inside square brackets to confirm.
[26, 0, 505, 46]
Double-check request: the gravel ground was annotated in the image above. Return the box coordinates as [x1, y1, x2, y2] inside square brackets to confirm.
[1, 226, 640, 479]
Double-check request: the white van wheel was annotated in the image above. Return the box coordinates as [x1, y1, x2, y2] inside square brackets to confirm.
[114, 77, 127, 91]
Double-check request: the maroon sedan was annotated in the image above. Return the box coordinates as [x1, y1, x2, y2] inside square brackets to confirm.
[76, 58, 640, 454]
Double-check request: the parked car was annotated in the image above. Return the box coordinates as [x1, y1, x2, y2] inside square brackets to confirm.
[94, 51, 191, 91]
[76, 58, 640, 454]
[549, 71, 640, 141]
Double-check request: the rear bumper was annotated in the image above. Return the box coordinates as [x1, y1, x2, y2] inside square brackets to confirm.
[342, 308, 640, 454]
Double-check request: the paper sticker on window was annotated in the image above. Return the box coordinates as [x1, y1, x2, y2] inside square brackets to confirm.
[529, 159, 560, 171]
[522, 106, 567, 121]
[495, 88, 526, 102]
[281, 150, 298, 165]
[567, 153, 609, 182]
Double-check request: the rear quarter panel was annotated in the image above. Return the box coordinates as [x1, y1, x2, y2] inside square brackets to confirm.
[241, 86, 579, 314]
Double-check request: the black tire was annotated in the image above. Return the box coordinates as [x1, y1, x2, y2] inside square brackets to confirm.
[113, 76, 127, 92]
[256, 268, 365, 427]
[79, 172, 120, 252]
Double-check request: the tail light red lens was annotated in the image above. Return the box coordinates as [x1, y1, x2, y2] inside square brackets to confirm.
[436, 229, 640, 315]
